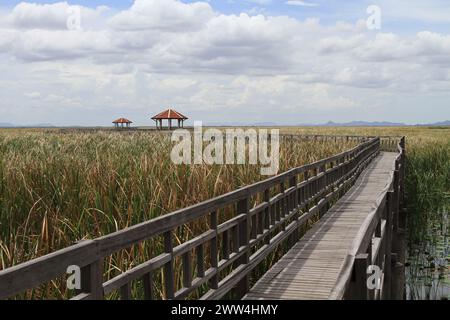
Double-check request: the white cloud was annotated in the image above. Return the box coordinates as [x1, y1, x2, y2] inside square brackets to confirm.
[0, 0, 449, 125]
[8, 2, 109, 30]
[376, 0, 450, 24]
[109, 0, 214, 32]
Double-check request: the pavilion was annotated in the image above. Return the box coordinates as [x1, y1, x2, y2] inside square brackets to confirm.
[151, 109, 188, 130]
[112, 118, 133, 129]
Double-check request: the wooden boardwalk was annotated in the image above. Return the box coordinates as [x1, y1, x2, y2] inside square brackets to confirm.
[244, 152, 398, 300]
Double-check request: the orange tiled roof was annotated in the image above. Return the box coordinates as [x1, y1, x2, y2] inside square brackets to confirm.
[151, 109, 188, 120]
[112, 118, 133, 124]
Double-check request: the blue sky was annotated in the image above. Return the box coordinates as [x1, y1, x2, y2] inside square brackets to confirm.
[0, 0, 449, 126]
[2, 0, 450, 33]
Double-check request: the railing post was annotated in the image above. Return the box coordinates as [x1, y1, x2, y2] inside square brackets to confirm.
[163, 231, 175, 300]
[80, 258, 104, 300]
[120, 282, 131, 300]
[210, 211, 219, 290]
[290, 175, 299, 243]
[279, 183, 285, 229]
[353, 253, 369, 300]
[182, 251, 193, 289]
[313, 167, 318, 196]
[143, 271, 154, 300]
[196, 245, 205, 278]
[235, 197, 250, 299]
[304, 170, 310, 203]
[263, 189, 270, 245]
[319, 163, 326, 196]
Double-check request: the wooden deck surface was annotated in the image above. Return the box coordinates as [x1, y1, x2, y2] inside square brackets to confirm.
[243, 152, 398, 300]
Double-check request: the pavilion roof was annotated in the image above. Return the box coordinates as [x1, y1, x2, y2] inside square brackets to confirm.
[112, 118, 133, 124]
[151, 109, 188, 120]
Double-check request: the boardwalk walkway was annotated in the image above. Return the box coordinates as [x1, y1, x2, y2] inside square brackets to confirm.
[244, 152, 398, 300]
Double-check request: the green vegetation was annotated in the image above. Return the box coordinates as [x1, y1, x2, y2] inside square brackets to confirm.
[404, 136, 449, 300]
[0, 128, 355, 298]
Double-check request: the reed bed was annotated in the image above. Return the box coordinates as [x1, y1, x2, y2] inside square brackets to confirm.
[1, 126, 448, 299]
[0, 128, 358, 299]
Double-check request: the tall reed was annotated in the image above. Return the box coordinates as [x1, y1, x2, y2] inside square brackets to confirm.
[0, 129, 356, 299]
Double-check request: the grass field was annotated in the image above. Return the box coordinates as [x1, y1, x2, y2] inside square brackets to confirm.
[0, 126, 448, 299]
[0, 128, 361, 298]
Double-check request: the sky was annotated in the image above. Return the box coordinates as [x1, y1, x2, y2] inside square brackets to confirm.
[0, 0, 450, 126]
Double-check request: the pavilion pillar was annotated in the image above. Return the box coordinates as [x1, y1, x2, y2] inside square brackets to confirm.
[169, 119, 172, 130]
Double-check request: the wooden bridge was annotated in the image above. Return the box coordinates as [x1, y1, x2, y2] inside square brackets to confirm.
[0, 135, 406, 300]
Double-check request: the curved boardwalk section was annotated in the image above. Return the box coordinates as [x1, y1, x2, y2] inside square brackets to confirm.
[244, 152, 398, 300]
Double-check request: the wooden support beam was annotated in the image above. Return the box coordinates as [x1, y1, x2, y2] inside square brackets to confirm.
[235, 198, 250, 299]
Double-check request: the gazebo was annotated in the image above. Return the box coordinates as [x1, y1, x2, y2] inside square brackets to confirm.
[112, 118, 133, 129]
[151, 109, 188, 130]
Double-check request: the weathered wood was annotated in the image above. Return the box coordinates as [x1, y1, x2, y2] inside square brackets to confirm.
[235, 198, 250, 298]
[353, 254, 369, 300]
[120, 282, 132, 300]
[103, 253, 170, 295]
[143, 272, 153, 300]
[164, 231, 175, 300]
[222, 230, 230, 260]
[246, 150, 402, 301]
[0, 240, 98, 300]
[210, 211, 219, 290]
[196, 244, 205, 278]
[80, 258, 104, 300]
[383, 191, 393, 300]
[182, 251, 192, 288]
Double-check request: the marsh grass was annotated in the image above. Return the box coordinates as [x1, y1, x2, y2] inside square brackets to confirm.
[1, 126, 449, 299]
[0, 128, 357, 299]
[404, 139, 449, 300]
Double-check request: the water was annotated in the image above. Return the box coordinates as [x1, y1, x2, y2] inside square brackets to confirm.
[406, 210, 450, 300]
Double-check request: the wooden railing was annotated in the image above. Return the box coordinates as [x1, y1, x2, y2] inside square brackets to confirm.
[0, 136, 391, 300]
[330, 137, 406, 300]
